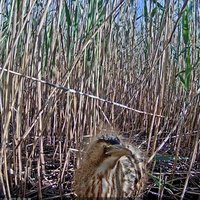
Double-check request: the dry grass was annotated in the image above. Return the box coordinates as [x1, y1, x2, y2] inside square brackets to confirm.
[0, 0, 199, 199]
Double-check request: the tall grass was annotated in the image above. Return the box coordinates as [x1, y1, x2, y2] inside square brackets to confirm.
[0, 0, 199, 199]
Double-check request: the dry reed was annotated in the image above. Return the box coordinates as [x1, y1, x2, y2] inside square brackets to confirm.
[0, 0, 199, 199]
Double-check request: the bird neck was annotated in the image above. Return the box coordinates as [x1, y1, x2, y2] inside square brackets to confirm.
[95, 156, 119, 174]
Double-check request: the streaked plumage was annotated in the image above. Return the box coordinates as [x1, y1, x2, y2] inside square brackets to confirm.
[74, 130, 147, 199]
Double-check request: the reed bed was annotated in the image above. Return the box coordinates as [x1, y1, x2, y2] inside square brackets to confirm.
[0, 0, 199, 199]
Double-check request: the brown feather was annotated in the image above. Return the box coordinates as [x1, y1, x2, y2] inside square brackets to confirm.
[74, 128, 147, 199]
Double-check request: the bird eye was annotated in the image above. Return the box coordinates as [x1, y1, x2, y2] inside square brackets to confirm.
[103, 145, 111, 156]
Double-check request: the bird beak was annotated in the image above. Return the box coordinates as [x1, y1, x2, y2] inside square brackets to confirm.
[105, 144, 132, 157]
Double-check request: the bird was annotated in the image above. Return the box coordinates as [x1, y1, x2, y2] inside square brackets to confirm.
[74, 128, 147, 199]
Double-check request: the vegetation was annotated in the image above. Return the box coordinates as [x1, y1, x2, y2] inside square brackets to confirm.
[0, 0, 199, 199]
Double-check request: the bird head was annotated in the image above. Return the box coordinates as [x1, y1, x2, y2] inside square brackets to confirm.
[99, 134, 131, 157]
[84, 134, 132, 170]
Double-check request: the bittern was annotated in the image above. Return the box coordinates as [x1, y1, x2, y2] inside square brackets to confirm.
[74, 131, 147, 199]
